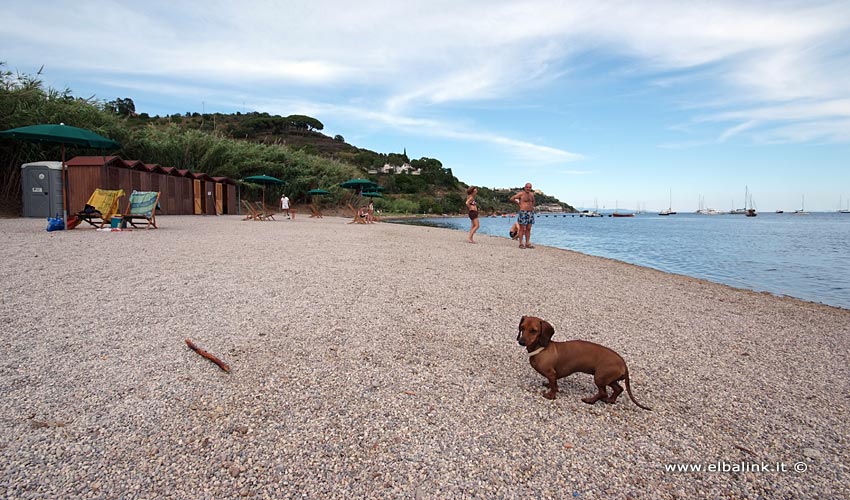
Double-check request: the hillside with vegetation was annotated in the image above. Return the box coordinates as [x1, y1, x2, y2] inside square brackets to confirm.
[0, 63, 575, 216]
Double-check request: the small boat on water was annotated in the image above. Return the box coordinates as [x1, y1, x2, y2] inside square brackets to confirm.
[794, 195, 810, 215]
[696, 195, 724, 215]
[745, 189, 757, 217]
[659, 189, 676, 215]
[732, 186, 757, 216]
[611, 201, 634, 217]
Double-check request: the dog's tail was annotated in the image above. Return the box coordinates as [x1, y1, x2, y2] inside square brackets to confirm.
[624, 371, 652, 411]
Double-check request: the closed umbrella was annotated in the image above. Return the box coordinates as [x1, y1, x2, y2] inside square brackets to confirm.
[0, 123, 120, 226]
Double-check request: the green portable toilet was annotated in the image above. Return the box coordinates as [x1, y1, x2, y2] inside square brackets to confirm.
[21, 161, 64, 218]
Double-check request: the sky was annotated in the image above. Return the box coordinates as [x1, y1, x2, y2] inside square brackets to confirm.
[3, 0, 850, 212]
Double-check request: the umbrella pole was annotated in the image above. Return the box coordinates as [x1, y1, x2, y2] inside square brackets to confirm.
[61, 144, 68, 227]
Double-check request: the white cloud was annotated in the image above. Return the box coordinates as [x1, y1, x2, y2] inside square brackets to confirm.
[3, 0, 850, 154]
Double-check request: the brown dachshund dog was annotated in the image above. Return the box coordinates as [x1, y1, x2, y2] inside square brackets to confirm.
[517, 316, 651, 410]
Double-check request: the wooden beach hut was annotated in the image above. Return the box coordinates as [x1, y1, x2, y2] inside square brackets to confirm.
[64, 156, 129, 214]
[64, 155, 235, 216]
[212, 177, 238, 215]
[191, 172, 217, 215]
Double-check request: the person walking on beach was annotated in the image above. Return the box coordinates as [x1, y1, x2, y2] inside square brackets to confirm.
[465, 186, 480, 243]
[510, 183, 535, 248]
[280, 194, 290, 218]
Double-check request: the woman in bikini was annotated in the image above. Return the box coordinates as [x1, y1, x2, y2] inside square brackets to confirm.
[465, 186, 480, 243]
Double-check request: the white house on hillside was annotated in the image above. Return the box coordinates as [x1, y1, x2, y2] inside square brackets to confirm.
[379, 162, 421, 175]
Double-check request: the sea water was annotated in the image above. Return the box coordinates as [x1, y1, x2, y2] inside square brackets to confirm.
[396, 212, 850, 310]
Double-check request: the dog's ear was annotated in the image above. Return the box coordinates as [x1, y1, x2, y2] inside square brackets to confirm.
[517, 315, 526, 341]
[540, 320, 555, 346]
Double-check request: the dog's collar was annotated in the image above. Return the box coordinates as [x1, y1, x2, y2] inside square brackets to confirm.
[528, 346, 546, 357]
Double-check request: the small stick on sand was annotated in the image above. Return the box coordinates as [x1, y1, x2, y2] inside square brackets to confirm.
[185, 339, 231, 373]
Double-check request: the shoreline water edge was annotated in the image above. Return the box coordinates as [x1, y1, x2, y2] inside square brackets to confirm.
[391, 212, 850, 311]
[1, 216, 848, 499]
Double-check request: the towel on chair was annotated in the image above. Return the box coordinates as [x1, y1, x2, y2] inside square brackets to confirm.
[127, 191, 158, 216]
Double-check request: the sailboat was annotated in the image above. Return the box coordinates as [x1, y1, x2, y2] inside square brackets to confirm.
[839, 196, 850, 214]
[612, 201, 634, 217]
[794, 195, 810, 215]
[696, 196, 723, 215]
[730, 186, 750, 215]
[582, 198, 602, 217]
[745, 190, 757, 217]
[659, 189, 676, 215]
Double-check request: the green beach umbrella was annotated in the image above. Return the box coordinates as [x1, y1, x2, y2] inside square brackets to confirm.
[361, 191, 383, 198]
[339, 178, 377, 191]
[307, 189, 331, 195]
[242, 174, 283, 204]
[0, 123, 121, 225]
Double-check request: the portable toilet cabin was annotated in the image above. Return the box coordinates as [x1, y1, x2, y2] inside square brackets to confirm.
[21, 161, 64, 217]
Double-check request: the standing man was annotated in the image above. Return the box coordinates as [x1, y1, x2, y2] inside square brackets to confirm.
[280, 193, 290, 218]
[510, 183, 535, 249]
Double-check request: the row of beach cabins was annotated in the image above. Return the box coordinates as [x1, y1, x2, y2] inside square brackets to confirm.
[24, 156, 240, 217]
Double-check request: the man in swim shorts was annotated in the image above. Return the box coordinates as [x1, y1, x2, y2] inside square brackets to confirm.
[510, 183, 536, 248]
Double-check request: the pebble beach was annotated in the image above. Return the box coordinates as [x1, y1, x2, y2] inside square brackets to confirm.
[1, 215, 848, 499]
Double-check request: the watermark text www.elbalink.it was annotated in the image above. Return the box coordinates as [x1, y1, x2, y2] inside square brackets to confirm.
[664, 461, 808, 474]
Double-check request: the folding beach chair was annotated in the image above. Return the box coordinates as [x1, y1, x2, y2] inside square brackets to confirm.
[242, 200, 265, 221]
[348, 203, 367, 224]
[253, 201, 277, 221]
[121, 191, 160, 229]
[72, 189, 125, 229]
[309, 204, 323, 218]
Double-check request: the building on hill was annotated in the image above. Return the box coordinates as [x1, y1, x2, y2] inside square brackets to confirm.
[380, 162, 421, 175]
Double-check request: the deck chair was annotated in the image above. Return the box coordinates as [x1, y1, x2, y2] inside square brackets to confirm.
[253, 201, 277, 221]
[121, 191, 160, 229]
[242, 199, 265, 221]
[348, 203, 367, 224]
[309, 204, 323, 218]
[73, 189, 125, 228]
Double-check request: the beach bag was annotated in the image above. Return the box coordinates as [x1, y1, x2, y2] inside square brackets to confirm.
[46, 214, 65, 232]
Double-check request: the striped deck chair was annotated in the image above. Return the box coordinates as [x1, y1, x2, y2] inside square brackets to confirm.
[121, 191, 160, 229]
[73, 188, 125, 228]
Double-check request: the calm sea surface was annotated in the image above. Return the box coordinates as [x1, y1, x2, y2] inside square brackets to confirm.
[395, 212, 850, 310]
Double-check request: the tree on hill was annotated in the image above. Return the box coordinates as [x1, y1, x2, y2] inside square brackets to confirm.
[106, 97, 135, 116]
[286, 115, 323, 131]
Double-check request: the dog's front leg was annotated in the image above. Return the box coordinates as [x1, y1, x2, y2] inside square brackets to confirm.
[543, 376, 558, 399]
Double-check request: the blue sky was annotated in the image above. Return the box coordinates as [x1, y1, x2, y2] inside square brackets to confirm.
[3, 0, 850, 211]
